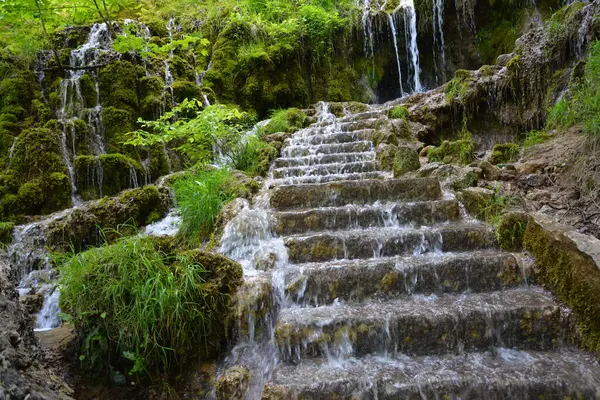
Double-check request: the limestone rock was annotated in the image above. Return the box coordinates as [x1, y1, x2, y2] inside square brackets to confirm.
[457, 187, 495, 219]
[479, 160, 500, 181]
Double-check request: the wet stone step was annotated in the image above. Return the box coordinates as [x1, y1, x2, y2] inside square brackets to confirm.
[284, 223, 495, 264]
[263, 348, 600, 400]
[274, 199, 460, 235]
[286, 129, 376, 146]
[337, 110, 387, 122]
[281, 141, 373, 158]
[271, 172, 389, 186]
[270, 178, 442, 210]
[273, 160, 381, 179]
[284, 251, 523, 306]
[275, 288, 567, 363]
[273, 152, 376, 168]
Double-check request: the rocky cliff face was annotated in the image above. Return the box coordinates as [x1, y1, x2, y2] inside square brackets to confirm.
[0, 257, 72, 400]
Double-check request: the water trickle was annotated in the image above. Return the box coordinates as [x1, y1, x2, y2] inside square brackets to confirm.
[399, 0, 422, 92]
[163, 60, 175, 109]
[145, 210, 182, 237]
[432, 0, 447, 82]
[5, 136, 17, 171]
[35, 287, 62, 331]
[388, 13, 405, 96]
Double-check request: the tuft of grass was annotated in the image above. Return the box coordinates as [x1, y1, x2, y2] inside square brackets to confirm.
[389, 105, 409, 121]
[0, 221, 14, 247]
[59, 235, 242, 378]
[260, 108, 308, 135]
[228, 134, 277, 177]
[547, 40, 600, 136]
[522, 129, 551, 147]
[173, 168, 237, 244]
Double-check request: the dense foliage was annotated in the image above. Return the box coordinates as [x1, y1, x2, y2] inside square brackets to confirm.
[548, 40, 600, 135]
[59, 235, 242, 378]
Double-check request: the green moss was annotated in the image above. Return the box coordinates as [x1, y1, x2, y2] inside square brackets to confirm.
[495, 211, 528, 251]
[171, 80, 202, 103]
[389, 105, 409, 121]
[47, 185, 171, 251]
[98, 60, 140, 114]
[393, 146, 420, 177]
[489, 143, 520, 164]
[79, 73, 97, 108]
[523, 217, 600, 354]
[101, 107, 135, 152]
[428, 138, 475, 165]
[8, 127, 67, 182]
[261, 108, 309, 135]
[445, 70, 473, 104]
[0, 221, 14, 246]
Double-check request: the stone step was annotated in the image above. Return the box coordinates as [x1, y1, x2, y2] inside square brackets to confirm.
[263, 348, 600, 399]
[281, 141, 373, 158]
[338, 110, 386, 122]
[284, 223, 495, 264]
[273, 160, 381, 179]
[275, 288, 566, 363]
[270, 178, 442, 210]
[273, 152, 376, 168]
[271, 172, 388, 186]
[286, 129, 376, 146]
[284, 251, 523, 306]
[274, 199, 460, 235]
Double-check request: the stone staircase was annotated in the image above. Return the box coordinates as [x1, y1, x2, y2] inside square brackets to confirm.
[259, 104, 600, 399]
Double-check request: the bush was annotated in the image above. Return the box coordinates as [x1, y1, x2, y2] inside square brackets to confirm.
[0, 221, 14, 246]
[173, 168, 237, 244]
[59, 235, 243, 378]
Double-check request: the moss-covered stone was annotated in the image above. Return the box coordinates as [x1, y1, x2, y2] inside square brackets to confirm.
[171, 80, 202, 103]
[74, 154, 144, 200]
[428, 139, 475, 165]
[46, 185, 171, 251]
[523, 213, 600, 354]
[457, 187, 495, 220]
[394, 146, 421, 177]
[8, 127, 67, 182]
[489, 143, 520, 164]
[495, 211, 528, 251]
[98, 60, 140, 114]
[216, 366, 251, 400]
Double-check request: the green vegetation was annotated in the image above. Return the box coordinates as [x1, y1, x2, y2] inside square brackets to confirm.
[172, 169, 237, 245]
[389, 105, 409, 121]
[0, 222, 14, 246]
[428, 135, 475, 165]
[445, 70, 473, 104]
[489, 143, 520, 164]
[548, 41, 600, 135]
[260, 108, 309, 135]
[59, 235, 243, 378]
[522, 129, 551, 147]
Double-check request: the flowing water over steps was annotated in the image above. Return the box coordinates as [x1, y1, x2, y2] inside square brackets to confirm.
[219, 103, 600, 399]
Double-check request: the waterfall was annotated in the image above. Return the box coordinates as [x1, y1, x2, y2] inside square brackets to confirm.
[5, 136, 17, 171]
[35, 287, 62, 331]
[399, 0, 422, 92]
[388, 13, 405, 96]
[58, 22, 112, 204]
[163, 60, 175, 108]
[432, 0, 447, 82]
[362, 0, 375, 58]
[203, 94, 211, 107]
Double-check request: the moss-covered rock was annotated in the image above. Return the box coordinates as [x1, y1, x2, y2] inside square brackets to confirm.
[98, 60, 140, 114]
[8, 127, 67, 183]
[428, 139, 475, 165]
[495, 211, 528, 251]
[523, 213, 600, 354]
[216, 366, 251, 400]
[457, 187, 495, 220]
[489, 143, 520, 164]
[46, 185, 171, 251]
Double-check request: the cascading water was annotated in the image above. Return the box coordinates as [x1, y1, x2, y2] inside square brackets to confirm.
[5, 137, 17, 171]
[388, 13, 405, 96]
[400, 0, 422, 92]
[432, 0, 447, 82]
[58, 23, 113, 204]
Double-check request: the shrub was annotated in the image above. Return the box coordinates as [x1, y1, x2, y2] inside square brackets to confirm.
[0, 221, 14, 246]
[173, 168, 237, 244]
[59, 236, 243, 378]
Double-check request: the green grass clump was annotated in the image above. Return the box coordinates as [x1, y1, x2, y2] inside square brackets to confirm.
[228, 134, 278, 177]
[522, 129, 551, 147]
[389, 105, 409, 121]
[489, 143, 520, 164]
[59, 235, 243, 378]
[261, 108, 308, 135]
[445, 70, 473, 104]
[173, 168, 237, 244]
[0, 221, 14, 246]
[548, 40, 600, 135]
